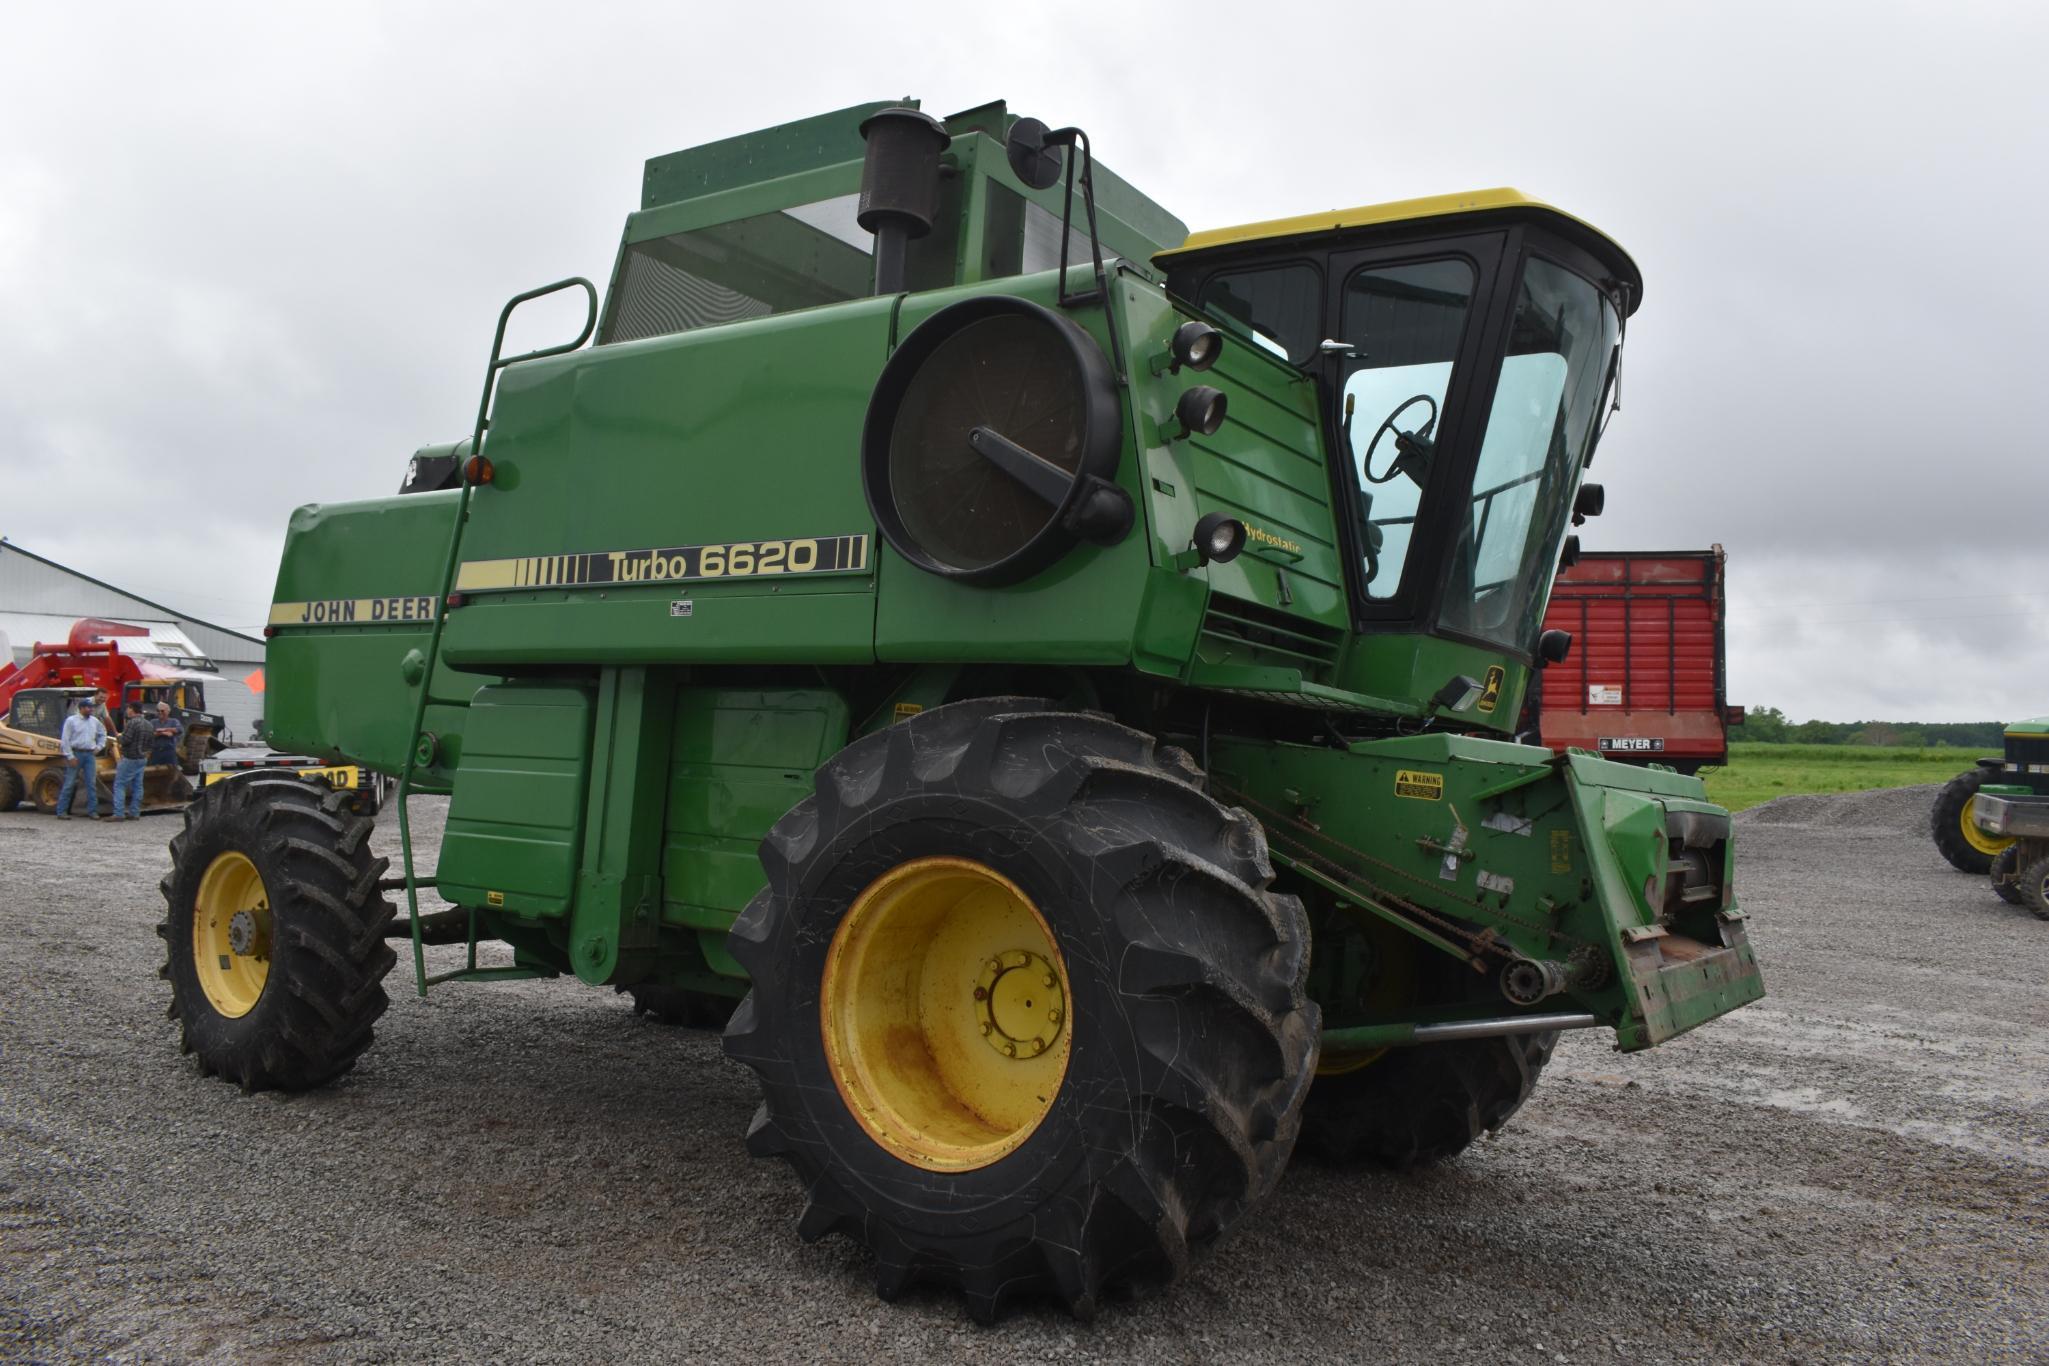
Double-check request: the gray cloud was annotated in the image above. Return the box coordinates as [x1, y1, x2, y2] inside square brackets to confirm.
[3, 2, 2042, 723]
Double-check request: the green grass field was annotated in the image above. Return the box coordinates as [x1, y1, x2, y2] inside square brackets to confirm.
[1701, 742, 1989, 813]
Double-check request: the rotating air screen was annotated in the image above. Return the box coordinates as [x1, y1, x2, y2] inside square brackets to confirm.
[863, 296, 1127, 586]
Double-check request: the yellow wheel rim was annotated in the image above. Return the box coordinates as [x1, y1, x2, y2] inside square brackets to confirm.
[1317, 925, 1420, 1076]
[1960, 796, 2016, 858]
[820, 857, 1072, 1172]
[193, 850, 272, 1018]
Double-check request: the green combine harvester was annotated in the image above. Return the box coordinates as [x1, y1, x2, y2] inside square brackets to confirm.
[159, 100, 1764, 1319]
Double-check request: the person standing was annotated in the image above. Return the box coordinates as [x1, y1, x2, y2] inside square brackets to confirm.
[150, 701, 185, 770]
[114, 701, 154, 821]
[56, 696, 107, 820]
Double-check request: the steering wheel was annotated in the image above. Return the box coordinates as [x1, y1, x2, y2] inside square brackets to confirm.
[1361, 393, 1439, 485]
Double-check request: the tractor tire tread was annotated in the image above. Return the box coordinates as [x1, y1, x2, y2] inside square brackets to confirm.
[158, 775, 395, 1091]
[1931, 768, 2006, 875]
[724, 697, 1316, 1321]
[1300, 1030, 1559, 1168]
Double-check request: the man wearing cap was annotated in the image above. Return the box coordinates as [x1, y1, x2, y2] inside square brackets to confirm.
[56, 697, 108, 820]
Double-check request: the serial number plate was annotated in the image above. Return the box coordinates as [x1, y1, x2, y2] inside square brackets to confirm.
[1599, 737, 1665, 752]
[455, 534, 869, 592]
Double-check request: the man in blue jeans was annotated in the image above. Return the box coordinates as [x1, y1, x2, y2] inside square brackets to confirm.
[56, 696, 107, 820]
[113, 701, 154, 820]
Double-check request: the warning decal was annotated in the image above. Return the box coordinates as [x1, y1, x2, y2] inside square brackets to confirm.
[1394, 769, 1444, 800]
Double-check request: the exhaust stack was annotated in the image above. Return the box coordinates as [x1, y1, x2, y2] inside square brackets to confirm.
[857, 107, 950, 295]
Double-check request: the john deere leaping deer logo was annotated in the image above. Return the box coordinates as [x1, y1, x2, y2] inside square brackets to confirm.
[1476, 664, 1505, 713]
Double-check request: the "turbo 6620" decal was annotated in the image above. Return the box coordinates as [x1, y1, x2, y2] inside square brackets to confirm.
[454, 533, 869, 592]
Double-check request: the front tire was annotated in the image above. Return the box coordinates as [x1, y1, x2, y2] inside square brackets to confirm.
[723, 698, 1317, 1321]
[1931, 768, 2013, 874]
[157, 774, 398, 1090]
[2017, 850, 2049, 922]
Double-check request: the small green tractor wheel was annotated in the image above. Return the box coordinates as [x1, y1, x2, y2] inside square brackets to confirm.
[617, 983, 738, 1029]
[1930, 767, 2014, 874]
[157, 773, 398, 1090]
[723, 698, 1317, 1321]
[0, 763, 23, 811]
[1989, 846, 2024, 906]
[2018, 850, 2049, 922]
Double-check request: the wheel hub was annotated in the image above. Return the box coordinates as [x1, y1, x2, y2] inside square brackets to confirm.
[974, 949, 1064, 1059]
[226, 908, 269, 957]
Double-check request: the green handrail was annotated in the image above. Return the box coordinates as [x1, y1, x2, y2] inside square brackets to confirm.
[394, 277, 598, 994]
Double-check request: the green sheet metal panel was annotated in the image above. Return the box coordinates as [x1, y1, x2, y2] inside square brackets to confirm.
[434, 298, 893, 671]
[436, 682, 596, 916]
[661, 686, 850, 976]
[265, 491, 492, 782]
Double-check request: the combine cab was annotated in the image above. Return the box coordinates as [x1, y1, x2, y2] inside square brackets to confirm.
[156, 100, 1764, 1319]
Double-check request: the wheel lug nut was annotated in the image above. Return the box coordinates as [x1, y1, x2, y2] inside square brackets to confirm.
[972, 986, 987, 1000]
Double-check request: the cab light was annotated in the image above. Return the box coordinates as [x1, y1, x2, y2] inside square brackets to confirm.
[1176, 385, 1228, 437]
[1191, 512, 1246, 565]
[1169, 321, 1222, 372]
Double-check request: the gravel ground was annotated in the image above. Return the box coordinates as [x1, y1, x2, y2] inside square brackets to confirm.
[2, 783, 2044, 1363]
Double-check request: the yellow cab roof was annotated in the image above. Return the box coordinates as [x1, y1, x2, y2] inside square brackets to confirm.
[1155, 188, 1642, 312]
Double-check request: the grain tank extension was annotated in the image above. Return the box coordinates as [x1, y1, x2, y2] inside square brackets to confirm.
[157, 100, 1764, 1320]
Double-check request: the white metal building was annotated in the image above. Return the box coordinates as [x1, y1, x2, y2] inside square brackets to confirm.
[0, 538, 266, 743]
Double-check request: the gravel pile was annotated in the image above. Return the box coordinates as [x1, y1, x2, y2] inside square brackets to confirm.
[2, 785, 2043, 1362]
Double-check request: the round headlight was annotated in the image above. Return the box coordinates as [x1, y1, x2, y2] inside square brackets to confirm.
[1176, 385, 1228, 438]
[862, 296, 1128, 585]
[1170, 320, 1222, 372]
[1191, 511, 1246, 565]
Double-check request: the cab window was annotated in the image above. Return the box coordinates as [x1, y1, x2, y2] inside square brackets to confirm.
[1197, 262, 1321, 363]
[1337, 258, 1477, 599]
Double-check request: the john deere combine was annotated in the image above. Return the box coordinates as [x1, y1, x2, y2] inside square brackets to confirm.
[159, 100, 1764, 1318]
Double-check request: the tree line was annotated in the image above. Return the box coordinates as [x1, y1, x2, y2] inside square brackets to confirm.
[1738, 708, 2007, 748]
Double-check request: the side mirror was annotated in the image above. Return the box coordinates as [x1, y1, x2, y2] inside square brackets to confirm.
[1004, 116, 1064, 190]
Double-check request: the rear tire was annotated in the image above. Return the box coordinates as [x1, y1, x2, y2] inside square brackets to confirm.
[1931, 768, 2013, 874]
[157, 774, 398, 1090]
[30, 767, 63, 814]
[0, 764, 22, 811]
[723, 698, 1317, 1321]
[1300, 1031, 1558, 1167]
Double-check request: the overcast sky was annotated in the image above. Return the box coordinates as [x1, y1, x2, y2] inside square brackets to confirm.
[3, 2, 2043, 722]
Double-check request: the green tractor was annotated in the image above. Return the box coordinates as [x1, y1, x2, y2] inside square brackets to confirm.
[158, 101, 1764, 1319]
[1930, 716, 2049, 880]
[1933, 716, 2049, 915]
